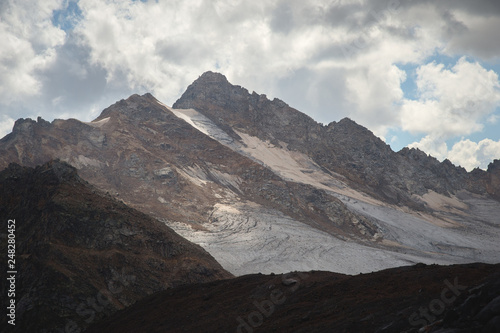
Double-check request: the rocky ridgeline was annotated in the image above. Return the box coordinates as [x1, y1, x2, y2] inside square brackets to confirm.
[0, 161, 231, 333]
[174, 71, 500, 207]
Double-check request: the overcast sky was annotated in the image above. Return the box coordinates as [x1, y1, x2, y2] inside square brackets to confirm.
[1, 0, 500, 170]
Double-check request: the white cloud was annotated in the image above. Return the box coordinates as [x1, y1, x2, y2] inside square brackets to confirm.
[0, 115, 16, 139]
[408, 136, 500, 171]
[344, 63, 406, 137]
[408, 135, 449, 161]
[488, 114, 499, 124]
[0, 0, 66, 103]
[403, 57, 500, 169]
[0, 0, 499, 170]
[75, 0, 291, 103]
[401, 57, 500, 137]
[448, 138, 500, 171]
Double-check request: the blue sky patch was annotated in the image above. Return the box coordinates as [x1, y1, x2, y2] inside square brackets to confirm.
[51, 1, 82, 31]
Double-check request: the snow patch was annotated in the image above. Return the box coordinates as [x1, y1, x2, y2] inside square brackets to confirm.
[233, 130, 387, 206]
[178, 165, 209, 187]
[158, 102, 234, 145]
[335, 192, 500, 264]
[86, 117, 110, 127]
[71, 155, 104, 169]
[208, 169, 242, 191]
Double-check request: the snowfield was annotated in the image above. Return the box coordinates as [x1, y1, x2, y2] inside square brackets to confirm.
[166, 202, 452, 276]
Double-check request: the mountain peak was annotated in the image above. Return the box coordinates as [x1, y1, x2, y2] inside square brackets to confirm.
[94, 92, 164, 122]
[196, 71, 229, 84]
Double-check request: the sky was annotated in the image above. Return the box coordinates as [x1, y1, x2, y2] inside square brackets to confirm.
[1, 0, 500, 171]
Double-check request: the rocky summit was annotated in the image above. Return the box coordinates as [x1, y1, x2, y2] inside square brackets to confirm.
[1, 72, 499, 278]
[174, 71, 500, 205]
[0, 160, 231, 333]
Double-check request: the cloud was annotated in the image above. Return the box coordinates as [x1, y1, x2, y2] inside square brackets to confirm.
[446, 13, 500, 60]
[0, 0, 66, 104]
[0, 0, 499, 170]
[404, 57, 500, 169]
[448, 138, 500, 171]
[408, 135, 449, 161]
[0, 115, 16, 138]
[401, 57, 500, 138]
[408, 136, 500, 172]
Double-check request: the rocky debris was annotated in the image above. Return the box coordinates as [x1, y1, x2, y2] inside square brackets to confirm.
[0, 161, 231, 333]
[86, 263, 500, 333]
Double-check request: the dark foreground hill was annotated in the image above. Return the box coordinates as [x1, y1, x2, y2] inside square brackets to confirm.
[0, 161, 231, 332]
[87, 263, 500, 333]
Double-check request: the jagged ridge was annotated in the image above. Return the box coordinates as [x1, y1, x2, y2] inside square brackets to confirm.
[174, 71, 500, 205]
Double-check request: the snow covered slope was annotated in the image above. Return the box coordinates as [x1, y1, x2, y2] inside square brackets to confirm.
[165, 201, 455, 275]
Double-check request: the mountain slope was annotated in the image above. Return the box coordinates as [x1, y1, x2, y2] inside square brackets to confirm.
[0, 160, 231, 332]
[0, 73, 499, 276]
[173, 71, 500, 205]
[171, 72, 500, 267]
[0, 94, 368, 237]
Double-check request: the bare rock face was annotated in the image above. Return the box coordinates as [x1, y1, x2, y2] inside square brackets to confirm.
[0, 160, 231, 333]
[174, 71, 499, 207]
[173, 72, 323, 150]
[484, 159, 500, 200]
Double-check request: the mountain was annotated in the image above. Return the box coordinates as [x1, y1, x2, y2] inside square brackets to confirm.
[87, 263, 500, 333]
[174, 71, 500, 205]
[0, 72, 499, 277]
[0, 160, 231, 332]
